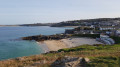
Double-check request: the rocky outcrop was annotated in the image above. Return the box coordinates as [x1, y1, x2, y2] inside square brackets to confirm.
[22, 34, 70, 41]
[51, 56, 90, 67]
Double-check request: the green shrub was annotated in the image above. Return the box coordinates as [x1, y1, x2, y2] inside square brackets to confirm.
[110, 36, 120, 44]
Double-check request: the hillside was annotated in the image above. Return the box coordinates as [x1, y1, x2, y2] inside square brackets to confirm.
[51, 17, 120, 27]
[0, 44, 120, 67]
[20, 23, 56, 26]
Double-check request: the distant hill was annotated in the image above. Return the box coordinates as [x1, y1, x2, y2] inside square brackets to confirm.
[1, 17, 120, 27]
[0, 25, 19, 27]
[20, 23, 56, 26]
[51, 17, 120, 27]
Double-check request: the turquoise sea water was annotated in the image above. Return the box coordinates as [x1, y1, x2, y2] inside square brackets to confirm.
[0, 26, 72, 60]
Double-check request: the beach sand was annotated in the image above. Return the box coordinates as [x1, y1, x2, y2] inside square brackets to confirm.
[38, 37, 103, 51]
[43, 40, 67, 51]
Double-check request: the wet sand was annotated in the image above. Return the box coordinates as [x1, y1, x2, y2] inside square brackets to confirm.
[37, 42, 50, 53]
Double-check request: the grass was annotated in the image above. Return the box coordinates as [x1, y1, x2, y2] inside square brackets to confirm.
[87, 56, 120, 67]
[58, 44, 120, 52]
[0, 44, 120, 67]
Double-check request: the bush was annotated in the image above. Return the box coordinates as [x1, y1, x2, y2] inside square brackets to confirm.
[110, 36, 120, 44]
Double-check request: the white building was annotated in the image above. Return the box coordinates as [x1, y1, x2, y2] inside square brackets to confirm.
[99, 26, 115, 30]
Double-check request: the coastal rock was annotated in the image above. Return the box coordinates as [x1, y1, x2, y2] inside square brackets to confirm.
[51, 56, 89, 67]
[22, 34, 70, 41]
[84, 58, 90, 63]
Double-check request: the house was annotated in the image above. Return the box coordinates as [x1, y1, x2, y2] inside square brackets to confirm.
[99, 26, 116, 30]
[74, 30, 94, 34]
[73, 26, 94, 34]
[115, 30, 120, 36]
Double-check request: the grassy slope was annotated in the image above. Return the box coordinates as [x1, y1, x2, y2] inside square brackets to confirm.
[0, 45, 120, 67]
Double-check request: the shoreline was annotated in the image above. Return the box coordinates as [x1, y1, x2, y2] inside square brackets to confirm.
[38, 37, 103, 52]
[37, 42, 50, 53]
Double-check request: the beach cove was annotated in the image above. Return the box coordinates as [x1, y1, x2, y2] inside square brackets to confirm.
[38, 37, 103, 52]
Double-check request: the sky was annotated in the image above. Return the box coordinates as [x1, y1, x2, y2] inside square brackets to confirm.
[0, 0, 120, 25]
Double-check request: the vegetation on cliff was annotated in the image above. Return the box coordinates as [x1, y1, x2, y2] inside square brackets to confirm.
[110, 36, 120, 44]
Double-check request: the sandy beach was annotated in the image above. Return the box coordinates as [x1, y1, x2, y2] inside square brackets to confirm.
[43, 40, 67, 51]
[38, 37, 103, 52]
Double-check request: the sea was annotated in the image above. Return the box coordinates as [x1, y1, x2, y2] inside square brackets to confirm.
[0, 26, 72, 60]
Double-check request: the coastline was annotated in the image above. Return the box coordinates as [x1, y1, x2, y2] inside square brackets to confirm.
[0, 25, 20, 27]
[38, 37, 103, 52]
[37, 42, 50, 53]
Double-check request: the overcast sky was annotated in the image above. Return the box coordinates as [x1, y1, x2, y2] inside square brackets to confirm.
[0, 0, 120, 25]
